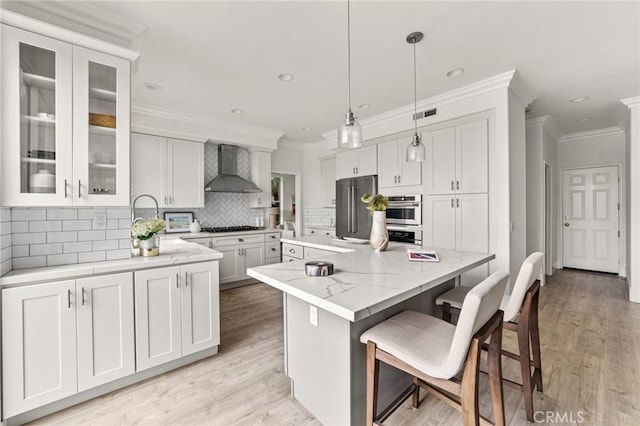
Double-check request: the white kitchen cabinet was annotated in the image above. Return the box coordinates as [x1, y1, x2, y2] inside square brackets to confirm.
[211, 233, 266, 283]
[131, 133, 205, 208]
[249, 150, 272, 208]
[335, 145, 377, 180]
[303, 246, 336, 259]
[2, 272, 134, 418]
[426, 120, 488, 195]
[377, 137, 422, 188]
[321, 157, 337, 207]
[1, 24, 131, 207]
[134, 262, 219, 371]
[305, 227, 336, 237]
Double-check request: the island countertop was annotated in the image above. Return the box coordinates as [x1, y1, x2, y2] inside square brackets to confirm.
[0, 239, 223, 287]
[247, 238, 494, 322]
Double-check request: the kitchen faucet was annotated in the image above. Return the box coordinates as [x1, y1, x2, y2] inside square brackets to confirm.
[131, 194, 160, 225]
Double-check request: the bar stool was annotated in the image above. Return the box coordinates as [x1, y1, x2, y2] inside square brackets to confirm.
[360, 271, 509, 426]
[435, 252, 544, 422]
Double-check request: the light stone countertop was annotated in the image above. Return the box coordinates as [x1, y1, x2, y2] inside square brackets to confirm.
[0, 239, 223, 287]
[248, 236, 495, 322]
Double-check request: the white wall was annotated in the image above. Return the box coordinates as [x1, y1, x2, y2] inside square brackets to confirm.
[272, 144, 304, 173]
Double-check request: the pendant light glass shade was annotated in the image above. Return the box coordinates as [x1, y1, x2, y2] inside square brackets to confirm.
[338, 0, 362, 148]
[406, 31, 425, 162]
[339, 110, 363, 148]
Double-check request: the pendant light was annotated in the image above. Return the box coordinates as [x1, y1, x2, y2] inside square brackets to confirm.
[338, 0, 363, 148]
[406, 31, 425, 162]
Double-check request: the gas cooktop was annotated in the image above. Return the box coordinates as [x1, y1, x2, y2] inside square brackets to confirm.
[201, 225, 260, 233]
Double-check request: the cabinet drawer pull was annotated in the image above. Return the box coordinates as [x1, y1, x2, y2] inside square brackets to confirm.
[271, 247, 277, 251]
[238, 238, 244, 242]
[451, 198, 454, 208]
[451, 181, 454, 191]
[67, 289, 72, 308]
[289, 248, 295, 253]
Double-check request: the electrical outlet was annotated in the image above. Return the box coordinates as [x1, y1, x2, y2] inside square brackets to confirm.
[309, 305, 318, 327]
[94, 212, 107, 230]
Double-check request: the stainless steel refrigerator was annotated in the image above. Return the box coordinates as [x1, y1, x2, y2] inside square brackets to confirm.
[336, 175, 378, 240]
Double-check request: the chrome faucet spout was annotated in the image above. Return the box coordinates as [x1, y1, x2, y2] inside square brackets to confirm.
[132, 194, 160, 225]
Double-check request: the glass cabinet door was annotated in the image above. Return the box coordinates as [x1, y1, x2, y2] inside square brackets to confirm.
[1, 25, 73, 206]
[73, 46, 130, 206]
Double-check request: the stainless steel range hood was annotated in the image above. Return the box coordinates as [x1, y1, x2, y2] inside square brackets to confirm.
[204, 144, 261, 193]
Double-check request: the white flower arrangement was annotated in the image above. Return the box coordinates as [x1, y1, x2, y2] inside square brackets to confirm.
[131, 218, 166, 240]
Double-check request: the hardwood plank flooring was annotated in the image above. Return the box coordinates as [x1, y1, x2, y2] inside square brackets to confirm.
[29, 269, 639, 425]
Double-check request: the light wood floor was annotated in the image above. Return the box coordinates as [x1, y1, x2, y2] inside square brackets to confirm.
[30, 269, 640, 425]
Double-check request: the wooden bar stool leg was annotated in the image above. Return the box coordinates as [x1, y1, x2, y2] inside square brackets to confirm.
[412, 376, 420, 408]
[366, 341, 380, 426]
[488, 323, 505, 426]
[460, 338, 481, 426]
[530, 292, 543, 392]
[442, 302, 452, 323]
[517, 315, 535, 422]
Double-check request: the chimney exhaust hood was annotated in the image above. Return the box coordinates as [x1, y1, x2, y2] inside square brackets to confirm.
[204, 144, 261, 193]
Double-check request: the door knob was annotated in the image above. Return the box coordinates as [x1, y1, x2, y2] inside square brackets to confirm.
[564, 222, 570, 227]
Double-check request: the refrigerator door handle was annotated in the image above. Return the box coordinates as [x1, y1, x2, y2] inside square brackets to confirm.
[352, 186, 358, 234]
[347, 185, 352, 233]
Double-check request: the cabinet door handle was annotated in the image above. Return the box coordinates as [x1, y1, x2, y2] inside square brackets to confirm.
[81, 287, 85, 306]
[185, 272, 189, 287]
[393, 176, 397, 184]
[164, 196, 168, 205]
[356, 167, 359, 174]
[64, 179, 68, 198]
[78, 180, 82, 198]
[451, 181, 454, 191]
[169, 196, 173, 205]
[238, 238, 244, 242]
[456, 181, 460, 190]
[176, 272, 179, 288]
[67, 289, 72, 308]
[398, 175, 401, 184]
[456, 198, 460, 208]
[451, 198, 455, 208]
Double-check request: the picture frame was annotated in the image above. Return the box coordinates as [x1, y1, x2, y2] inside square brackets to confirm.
[164, 212, 194, 233]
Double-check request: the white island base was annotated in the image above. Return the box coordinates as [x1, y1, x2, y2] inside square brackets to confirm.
[248, 238, 494, 425]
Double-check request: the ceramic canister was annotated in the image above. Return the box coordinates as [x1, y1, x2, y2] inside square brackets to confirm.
[29, 169, 55, 193]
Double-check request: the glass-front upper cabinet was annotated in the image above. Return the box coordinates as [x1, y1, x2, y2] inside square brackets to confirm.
[0, 25, 131, 207]
[73, 47, 130, 206]
[1, 24, 73, 205]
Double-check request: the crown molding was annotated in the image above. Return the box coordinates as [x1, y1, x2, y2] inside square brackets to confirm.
[509, 70, 536, 107]
[526, 115, 562, 141]
[559, 127, 624, 143]
[277, 140, 306, 150]
[0, 9, 140, 61]
[322, 70, 518, 141]
[621, 96, 640, 109]
[526, 116, 550, 128]
[131, 102, 284, 143]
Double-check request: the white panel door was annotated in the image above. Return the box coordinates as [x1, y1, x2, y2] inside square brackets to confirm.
[242, 243, 266, 279]
[2, 280, 77, 418]
[336, 149, 358, 180]
[426, 128, 456, 194]
[134, 266, 182, 371]
[425, 195, 456, 249]
[377, 140, 399, 188]
[456, 120, 488, 194]
[130, 133, 167, 207]
[563, 166, 619, 273]
[397, 137, 422, 186]
[168, 138, 204, 208]
[181, 262, 220, 356]
[76, 272, 135, 391]
[217, 245, 243, 283]
[357, 145, 378, 177]
[456, 193, 489, 253]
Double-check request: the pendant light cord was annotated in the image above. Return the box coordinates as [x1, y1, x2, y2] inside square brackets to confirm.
[347, 0, 352, 113]
[413, 39, 418, 135]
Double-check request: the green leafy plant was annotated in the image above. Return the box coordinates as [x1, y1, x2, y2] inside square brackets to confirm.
[361, 193, 389, 212]
[131, 218, 166, 240]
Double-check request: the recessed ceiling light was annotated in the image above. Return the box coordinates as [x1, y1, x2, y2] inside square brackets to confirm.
[278, 73, 294, 82]
[231, 109, 243, 115]
[577, 117, 591, 122]
[446, 68, 464, 77]
[302, 127, 312, 131]
[144, 82, 163, 91]
[358, 104, 370, 109]
[570, 96, 589, 103]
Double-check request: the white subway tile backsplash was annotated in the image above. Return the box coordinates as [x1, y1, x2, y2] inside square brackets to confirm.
[11, 221, 28, 233]
[0, 208, 11, 222]
[106, 208, 131, 219]
[78, 230, 106, 241]
[47, 231, 78, 243]
[107, 219, 119, 229]
[12, 245, 29, 258]
[106, 249, 130, 260]
[77, 208, 105, 220]
[79, 251, 106, 263]
[12, 208, 46, 221]
[1, 246, 11, 263]
[119, 239, 131, 249]
[93, 240, 119, 251]
[47, 209, 77, 220]
[106, 229, 130, 240]
[29, 220, 62, 232]
[304, 205, 336, 227]
[1, 221, 11, 236]
[63, 241, 93, 253]
[47, 253, 78, 266]
[13, 256, 46, 269]
[0, 259, 11, 276]
[30, 243, 63, 256]
[0, 234, 11, 250]
[12, 232, 46, 245]
[62, 220, 92, 231]
[119, 219, 130, 229]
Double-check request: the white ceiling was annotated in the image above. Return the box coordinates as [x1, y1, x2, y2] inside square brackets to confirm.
[4, 1, 639, 144]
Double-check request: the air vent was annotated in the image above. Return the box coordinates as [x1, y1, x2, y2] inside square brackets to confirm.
[413, 108, 437, 120]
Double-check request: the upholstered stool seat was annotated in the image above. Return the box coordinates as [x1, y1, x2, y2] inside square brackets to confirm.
[361, 271, 510, 426]
[435, 252, 545, 422]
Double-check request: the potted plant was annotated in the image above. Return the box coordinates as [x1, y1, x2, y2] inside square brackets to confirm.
[131, 218, 165, 257]
[361, 193, 389, 251]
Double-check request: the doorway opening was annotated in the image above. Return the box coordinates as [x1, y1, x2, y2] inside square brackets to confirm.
[271, 170, 302, 237]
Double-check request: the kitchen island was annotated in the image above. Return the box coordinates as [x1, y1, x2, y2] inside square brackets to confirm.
[247, 237, 494, 425]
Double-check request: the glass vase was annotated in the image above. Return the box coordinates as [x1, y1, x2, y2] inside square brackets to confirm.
[139, 234, 160, 257]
